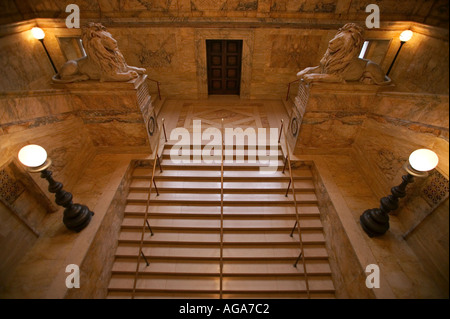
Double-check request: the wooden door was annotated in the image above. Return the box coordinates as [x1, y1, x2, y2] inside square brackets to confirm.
[206, 40, 242, 95]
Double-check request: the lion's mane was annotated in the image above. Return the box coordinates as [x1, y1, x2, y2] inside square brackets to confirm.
[320, 23, 365, 75]
[81, 22, 128, 75]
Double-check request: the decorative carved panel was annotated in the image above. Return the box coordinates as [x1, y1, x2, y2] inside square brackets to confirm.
[0, 168, 25, 205]
[421, 170, 449, 207]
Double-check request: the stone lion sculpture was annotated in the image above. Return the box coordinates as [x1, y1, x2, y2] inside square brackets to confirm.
[52, 23, 146, 83]
[297, 23, 391, 85]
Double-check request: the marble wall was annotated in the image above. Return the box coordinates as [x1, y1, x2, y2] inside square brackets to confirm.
[0, 91, 95, 190]
[388, 29, 449, 95]
[0, 18, 448, 99]
[287, 80, 448, 296]
[0, 28, 54, 91]
[52, 76, 157, 152]
[311, 163, 376, 299]
[64, 159, 137, 299]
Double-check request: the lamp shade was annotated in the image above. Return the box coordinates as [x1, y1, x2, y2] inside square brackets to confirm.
[18, 145, 48, 168]
[31, 27, 45, 40]
[409, 149, 439, 172]
[399, 30, 413, 42]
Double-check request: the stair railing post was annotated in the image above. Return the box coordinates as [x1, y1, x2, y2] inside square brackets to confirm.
[153, 178, 160, 196]
[290, 221, 297, 237]
[293, 251, 302, 268]
[278, 119, 284, 144]
[282, 156, 287, 174]
[157, 154, 163, 173]
[145, 219, 154, 236]
[140, 251, 150, 266]
[162, 118, 168, 143]
[285, 179, 291, 197]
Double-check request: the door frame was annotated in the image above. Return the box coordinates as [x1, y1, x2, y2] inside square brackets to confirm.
[206, 39, 243, 95]
[195, 29, 254, 99]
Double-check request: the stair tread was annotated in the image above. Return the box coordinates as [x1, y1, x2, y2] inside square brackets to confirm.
[108, 280, 333, 293]
[108, 159, 335, 299]
[117, 231, 325, 244]
[124, 205, 321, 215]
[160, 160, 286, 169]
[126, 193, 318, 203]
[120, 218, 323, 229]
[133, 169, 312, 179]
[115, 245, 329, 259]
[130, 180, 315, 190]
[112, 259, 332, 275]
[108, 276, 333, 292]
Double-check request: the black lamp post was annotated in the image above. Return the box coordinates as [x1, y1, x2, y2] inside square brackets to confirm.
[18, 145, 94, 232]
[386, 30, 413, 76]
[360, 149, 439, 237]
[31, 27, 58, 74]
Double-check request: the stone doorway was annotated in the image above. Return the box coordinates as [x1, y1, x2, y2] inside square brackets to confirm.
[195, 29, 254, 99]
[206, 40, 243, 95]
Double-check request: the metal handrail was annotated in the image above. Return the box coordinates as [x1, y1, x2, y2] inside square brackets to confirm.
[219, 118, 225, 299]
[280, 119, 311, 298]
[286, 79, 300, 101]
[147, 77, 162, 101]
[131, 120, 164, 299]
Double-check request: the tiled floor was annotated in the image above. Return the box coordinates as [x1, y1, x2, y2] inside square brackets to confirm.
[159, 97, 288, 135]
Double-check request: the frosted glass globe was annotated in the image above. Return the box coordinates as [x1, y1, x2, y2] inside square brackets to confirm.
[399, 30, 413, 42]
[31, 27, 45, 40]
[409, 149, 439, 172]
[18, 145, 47, 168]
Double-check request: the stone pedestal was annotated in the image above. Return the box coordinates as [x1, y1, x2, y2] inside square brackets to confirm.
[287, 81, 394, 153]
[52, 75, 158, 153]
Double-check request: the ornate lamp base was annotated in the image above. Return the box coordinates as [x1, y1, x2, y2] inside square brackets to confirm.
[360, 208, 390, 238]
[39, 163, 94, 232]
[63, 203, 94, 232]
[360, 172, 415, 237]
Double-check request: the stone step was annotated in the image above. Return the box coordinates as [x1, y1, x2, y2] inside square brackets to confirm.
[120, 217, 322, 230]
[133, 168, 312, 180]
[118, 230, 325, 245]
[126, 192, 318, 204]
[107, 275, 334, 295]
[123, 205, 321, 217]
[107, 158, 334, 299]
[129, 180, 315, 192]
[164, 143, 284, 151]
[111, 258, 332, 275]
[161, 148, 285, 160]
[115, 245, 329, 260]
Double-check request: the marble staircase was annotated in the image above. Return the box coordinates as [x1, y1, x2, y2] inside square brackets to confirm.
[107, 142, 335, 299]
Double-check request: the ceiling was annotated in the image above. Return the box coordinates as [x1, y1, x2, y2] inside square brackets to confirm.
[0, 0, 449, 28]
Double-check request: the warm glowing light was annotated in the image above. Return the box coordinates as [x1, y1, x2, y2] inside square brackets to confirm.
[409, 149, 439, 172]
[31, 27, 45, 40]
[399, 30, 413, 42]
[18, 145, 47, 168]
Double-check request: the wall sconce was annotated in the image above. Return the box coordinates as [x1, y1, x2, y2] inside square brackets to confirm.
[18, 144, 94, 232]
[31, 27, 58, 74]
[360, 149, 438, 237]
[386, 30, 413, 76]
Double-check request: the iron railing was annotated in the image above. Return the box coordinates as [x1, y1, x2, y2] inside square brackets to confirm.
[279, 119, 311, 298]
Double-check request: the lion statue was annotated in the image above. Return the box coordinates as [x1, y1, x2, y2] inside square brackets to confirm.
[52, 23, 146, 83]
[297, 23, 391, 85]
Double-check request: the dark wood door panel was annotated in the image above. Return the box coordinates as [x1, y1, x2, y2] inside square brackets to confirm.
[207, 40, 242, 95]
